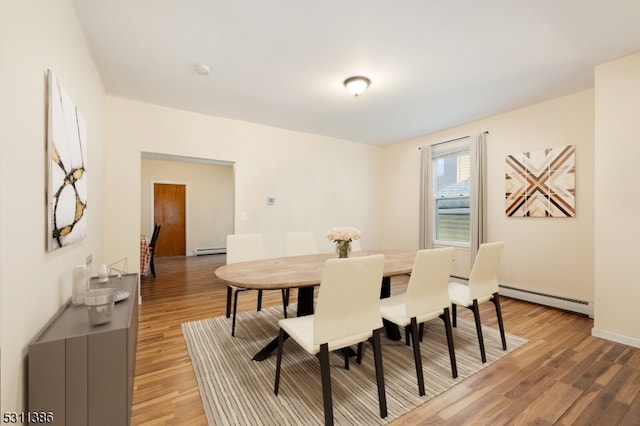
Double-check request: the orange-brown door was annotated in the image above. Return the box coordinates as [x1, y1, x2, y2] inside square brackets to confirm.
[153, 183, 186, 256]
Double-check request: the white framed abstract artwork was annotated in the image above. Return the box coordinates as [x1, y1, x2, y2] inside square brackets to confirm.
[47, 70, 88, 250]
[505, 145, 575, 218]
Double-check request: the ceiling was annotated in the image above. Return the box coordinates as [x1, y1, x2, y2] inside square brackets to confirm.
[71, 1, 640, 146]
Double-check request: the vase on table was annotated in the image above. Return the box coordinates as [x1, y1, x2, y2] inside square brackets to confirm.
[335, 240, 351, 258]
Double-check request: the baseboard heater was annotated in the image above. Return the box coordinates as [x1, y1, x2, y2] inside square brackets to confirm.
[194, 247, 226, 256]
[499, 284, 594, 318]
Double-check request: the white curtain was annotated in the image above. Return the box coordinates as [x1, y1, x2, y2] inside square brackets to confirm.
[419, 144, 433, 249]
[470, 132, 488, 265]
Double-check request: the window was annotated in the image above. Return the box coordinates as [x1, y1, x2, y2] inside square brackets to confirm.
[421, 133, 485, 258]
[432, 139, 471, 244]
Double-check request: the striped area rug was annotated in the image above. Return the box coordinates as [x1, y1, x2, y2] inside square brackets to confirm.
[182, 306, 527, 425]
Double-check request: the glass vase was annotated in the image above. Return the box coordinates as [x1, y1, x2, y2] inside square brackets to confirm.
[336, 240, 351, 258]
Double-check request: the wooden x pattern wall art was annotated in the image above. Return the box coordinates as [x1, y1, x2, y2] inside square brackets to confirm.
[47, 70, 88, 250]
[505, 145, 575, 218]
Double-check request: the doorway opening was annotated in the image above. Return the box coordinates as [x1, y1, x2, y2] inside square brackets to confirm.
[141, 152, 234, 259]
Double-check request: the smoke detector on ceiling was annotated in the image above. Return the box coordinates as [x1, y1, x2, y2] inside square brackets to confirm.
[194, 63, 211, 76]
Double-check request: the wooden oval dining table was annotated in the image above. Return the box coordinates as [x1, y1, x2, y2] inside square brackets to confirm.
[215, 249, 416, 361]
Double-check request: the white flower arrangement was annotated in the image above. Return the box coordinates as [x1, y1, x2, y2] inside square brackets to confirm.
[326, 226, 361, 242]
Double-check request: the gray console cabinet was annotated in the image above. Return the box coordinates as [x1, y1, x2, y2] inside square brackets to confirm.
[29, 274, 139, 426]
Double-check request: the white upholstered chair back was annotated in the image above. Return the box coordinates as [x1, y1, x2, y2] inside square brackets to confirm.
[405, 247, 455, 319]
[226, 234, 265, 265]
[285, 232, 317, 256]
[313, 254, 385, 346]
[468, 242, 504, 302]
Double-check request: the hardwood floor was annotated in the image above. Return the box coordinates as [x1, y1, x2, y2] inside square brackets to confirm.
[132, 255, 640, 425]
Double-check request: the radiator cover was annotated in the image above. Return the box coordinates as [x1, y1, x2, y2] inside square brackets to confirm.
[499, 284, 593, 317]
[194, 247, 226, 256]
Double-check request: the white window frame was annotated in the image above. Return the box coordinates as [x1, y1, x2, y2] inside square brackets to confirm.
[431, 138, 471, 246]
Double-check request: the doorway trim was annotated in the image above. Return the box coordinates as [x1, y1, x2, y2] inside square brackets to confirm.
[142, 151, 234, 167]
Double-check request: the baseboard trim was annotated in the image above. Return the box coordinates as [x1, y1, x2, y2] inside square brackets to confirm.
[591, 327, 640, 349]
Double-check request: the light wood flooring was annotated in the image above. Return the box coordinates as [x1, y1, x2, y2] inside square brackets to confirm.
[132, 255, 640, 425]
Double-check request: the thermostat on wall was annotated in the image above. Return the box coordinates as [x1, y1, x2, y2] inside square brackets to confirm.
[267, 197, 275, 205]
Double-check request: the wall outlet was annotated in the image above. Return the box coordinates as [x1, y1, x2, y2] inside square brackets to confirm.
[239, 212, 247, 221]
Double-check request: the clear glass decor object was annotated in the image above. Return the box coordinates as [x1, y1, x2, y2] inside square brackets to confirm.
[85, 288, 117, 325]
[72, 265, 90, 305]
[327, 226, 360, 258]
[335, 240, 351, 258]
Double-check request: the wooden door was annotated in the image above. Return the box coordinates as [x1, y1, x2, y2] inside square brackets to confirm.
[153, 183, 186, 256]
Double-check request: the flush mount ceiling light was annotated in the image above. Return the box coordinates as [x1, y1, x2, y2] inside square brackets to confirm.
[343, 76, 371, 97]
[194, 63, 211, 76]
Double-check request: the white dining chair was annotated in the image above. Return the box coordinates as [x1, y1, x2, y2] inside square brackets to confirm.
[283, 231, 317, 315]
[285, 231, 317, 256]
[379, 247, 457, 396]
[148, 224, 161, 277]
[274, 254, 387, 426]
[225, 234, 289, 336]
[448, 241, 506, 363]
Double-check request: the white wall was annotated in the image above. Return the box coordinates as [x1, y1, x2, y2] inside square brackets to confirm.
[593, 53, 640, 347]
[380, 90, 595, 303]
[0, 0, 105, 413]
[104, 97, 384, 266]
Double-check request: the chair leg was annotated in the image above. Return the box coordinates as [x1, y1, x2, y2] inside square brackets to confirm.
[225, 286, 233, 318]
[356, 342, 364, 364]
[257, 289, 263, 311]
[440, 308, 458, 378]
[452, 303, 457, 327]
[281, 289, 288, 319]
[469, 300, 487, 363]
[492, 292, 507, 350]
[405, 322, 425, 345]
[150, 254, 156, 277]
[318, 343, 334, 426]
[274, 328, 287, 395]
[410, 318, 425, 396]
[344, 348, 350, 370]
[371, 328, 388, 419]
